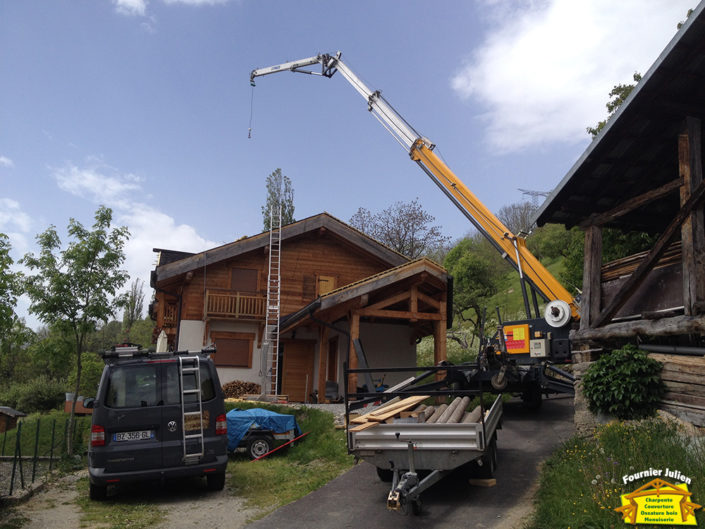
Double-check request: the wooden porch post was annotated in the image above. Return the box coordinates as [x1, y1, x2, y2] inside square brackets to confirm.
[348, 312, 360, 393]
[680, 117, 705, 315]
[581, 225, 602, 330]
[433, 291, 447, 364]
[317, 326, 329, 402]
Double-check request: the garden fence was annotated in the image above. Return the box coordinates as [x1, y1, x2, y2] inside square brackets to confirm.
[0, 414, 90, 497]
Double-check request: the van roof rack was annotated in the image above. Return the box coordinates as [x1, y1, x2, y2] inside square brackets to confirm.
[99, 344, 216, 360]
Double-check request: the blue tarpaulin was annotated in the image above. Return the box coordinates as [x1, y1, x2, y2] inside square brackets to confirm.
[226, 408, 302, 451]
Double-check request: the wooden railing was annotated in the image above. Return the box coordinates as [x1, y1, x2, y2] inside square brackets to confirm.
[206, 290, 266, 320]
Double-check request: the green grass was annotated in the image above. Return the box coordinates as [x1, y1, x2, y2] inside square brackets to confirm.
[0, 410, 91, 460]
[526, 418, 705, 529]
[75, 478, 166, 528]
[0, 508, 28, 529]
[224, 401, 354, 516]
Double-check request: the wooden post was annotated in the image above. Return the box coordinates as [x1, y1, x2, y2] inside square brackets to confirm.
[581, 225, 602, 330]
[317, 326, 329, 401]
[433, 291, 447, 365]
[348, 312, 360, 393]
[680, 117, 705, 315]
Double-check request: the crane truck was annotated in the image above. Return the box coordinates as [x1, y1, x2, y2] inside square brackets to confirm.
[250, 52, 577, 406]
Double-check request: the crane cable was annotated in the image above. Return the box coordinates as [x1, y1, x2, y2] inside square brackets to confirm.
[248, 85, 255, 139]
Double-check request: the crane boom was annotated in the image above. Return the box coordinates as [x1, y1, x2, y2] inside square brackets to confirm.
[250, 52, 579, 322]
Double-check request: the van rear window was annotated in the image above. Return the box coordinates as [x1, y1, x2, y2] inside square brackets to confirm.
[105, 365, 159, 408]
[165, 365, 216, 405]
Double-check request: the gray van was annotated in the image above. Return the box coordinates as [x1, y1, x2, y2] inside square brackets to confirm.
[87, 345, 228, 500]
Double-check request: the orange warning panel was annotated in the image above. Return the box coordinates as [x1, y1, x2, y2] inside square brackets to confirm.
[504, 324, 530, 354]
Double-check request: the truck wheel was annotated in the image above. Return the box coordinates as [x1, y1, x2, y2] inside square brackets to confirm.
[376, 467, 393, 482]
[89, 483, 107, 501]
[206, 471, 226, 491]
[247, 434, 273, 460]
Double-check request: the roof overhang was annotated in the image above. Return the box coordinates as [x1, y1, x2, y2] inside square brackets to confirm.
[534, 2, 705, 232]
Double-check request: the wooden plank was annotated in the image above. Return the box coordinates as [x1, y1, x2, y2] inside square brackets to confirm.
[582, 178, 682, 228]
[468, 478, 497, 488]
[663, 391, 705, 408]
[575, 314, 705, 340]
[363, 395, 431, 423]
[356, 308, 442, 320]
[349, 421, 381, 432]
[662, 380, 705, 397]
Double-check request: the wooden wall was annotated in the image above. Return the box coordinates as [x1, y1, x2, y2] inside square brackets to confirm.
[650, 352, 705, 426]
[171, 232, 392, 321]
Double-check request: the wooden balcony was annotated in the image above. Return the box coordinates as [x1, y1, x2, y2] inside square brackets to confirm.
[206, 290, 266, 320]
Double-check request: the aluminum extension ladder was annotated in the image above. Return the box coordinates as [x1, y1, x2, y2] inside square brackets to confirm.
[263, 204, 282, 395]
[178, 355, 204, 463]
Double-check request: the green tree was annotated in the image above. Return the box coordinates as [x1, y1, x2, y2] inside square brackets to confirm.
[262, 168, 295, 230]
[587, 72, 642, 138]
[0, 317, 35, 387]
[0, 234, 21, 339]
[350, 199, 450, 259]
[22, 206, 130, 454]
[443, 236, 505, 347]
[123, 278, 145, 335]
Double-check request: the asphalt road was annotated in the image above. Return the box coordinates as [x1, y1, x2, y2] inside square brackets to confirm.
[246, 395, 575, 529]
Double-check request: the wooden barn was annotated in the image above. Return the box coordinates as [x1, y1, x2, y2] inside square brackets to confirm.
[534, 3, 705, 426]
[150, 213, 451, 402]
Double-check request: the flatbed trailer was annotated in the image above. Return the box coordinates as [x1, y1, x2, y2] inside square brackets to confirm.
[345, 365, 503, 515]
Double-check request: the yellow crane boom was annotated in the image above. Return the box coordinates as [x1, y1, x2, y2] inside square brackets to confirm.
[250, 52, 579, 324]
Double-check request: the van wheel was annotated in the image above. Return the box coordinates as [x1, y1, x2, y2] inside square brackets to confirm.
[89, 483, 107, 501]
[206, 472, 226, 491]
[247, 435, 273, 460]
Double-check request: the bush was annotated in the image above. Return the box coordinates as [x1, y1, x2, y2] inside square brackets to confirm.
[0, 375, 66, 413]
[581, 344, 664, 420]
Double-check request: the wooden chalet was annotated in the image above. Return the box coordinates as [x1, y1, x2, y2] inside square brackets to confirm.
[150, 213, 451, 402]
[534, 3, 705, 425]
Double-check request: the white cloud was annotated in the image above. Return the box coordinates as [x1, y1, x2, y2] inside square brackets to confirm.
[452, 0, 694, 152]
[0, 198, 32, 235]
[161, 0, 230, 5]
[114, 0, 148, 16]
[116, 207, 217, 301]
[53, 161, 143, 208]
[0, 156, 14, 168]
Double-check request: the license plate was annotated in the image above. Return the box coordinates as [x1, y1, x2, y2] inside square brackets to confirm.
[113, 430, 154, 442]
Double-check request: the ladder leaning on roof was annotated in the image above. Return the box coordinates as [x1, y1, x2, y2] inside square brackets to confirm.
[263, 204, 282, 395]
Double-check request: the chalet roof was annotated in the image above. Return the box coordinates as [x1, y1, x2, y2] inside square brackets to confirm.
[534, 3, 705, 232]
[152, 212, 409, 285]
[280, 258, 449, 332]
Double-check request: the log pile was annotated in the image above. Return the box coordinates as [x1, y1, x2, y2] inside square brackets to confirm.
[348, 396, 484, 432]
[222, 380, 262, 399]
[649, 352, 705, 427]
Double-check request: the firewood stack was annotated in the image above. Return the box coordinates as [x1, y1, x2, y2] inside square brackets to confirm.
[222, 380, 262, 399]
[348, 396, 484, 432]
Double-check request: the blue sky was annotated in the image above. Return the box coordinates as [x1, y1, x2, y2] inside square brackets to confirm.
[0, 0, 695, 328]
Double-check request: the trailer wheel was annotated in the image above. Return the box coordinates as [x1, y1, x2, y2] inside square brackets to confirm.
[376, 467, 393, 482]
[247, 434, 274, 460]
[477, 436, 498, 478]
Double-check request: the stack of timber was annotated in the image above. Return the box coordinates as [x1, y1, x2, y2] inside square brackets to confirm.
[649, 353, 705, 427]
[348, 396, 484, 432]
